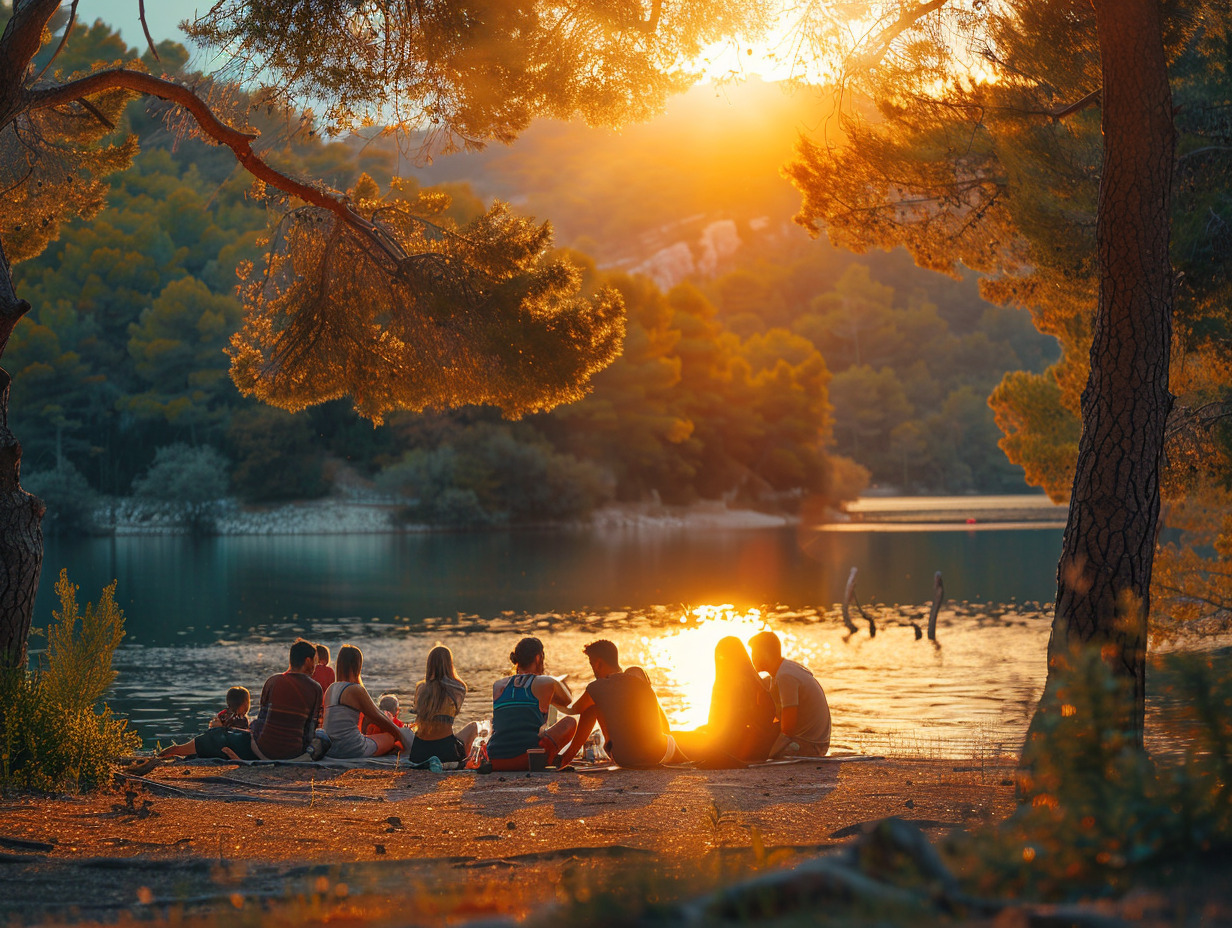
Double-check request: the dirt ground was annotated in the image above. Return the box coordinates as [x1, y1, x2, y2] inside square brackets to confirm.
[0, 756, 1018, 924]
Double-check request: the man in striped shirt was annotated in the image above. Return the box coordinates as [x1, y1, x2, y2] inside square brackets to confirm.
[251, 639, 324, 760]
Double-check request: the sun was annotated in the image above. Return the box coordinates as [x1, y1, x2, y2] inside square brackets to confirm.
[635, 605, 814, 729]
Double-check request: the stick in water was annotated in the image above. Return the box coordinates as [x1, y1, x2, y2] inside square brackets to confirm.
[928, 571, 944, 641]
[841, 567, 859, 634]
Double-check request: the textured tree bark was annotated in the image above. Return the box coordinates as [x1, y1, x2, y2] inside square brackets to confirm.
[0, 244, 43, 670]
[1038, 0, 1175, 748]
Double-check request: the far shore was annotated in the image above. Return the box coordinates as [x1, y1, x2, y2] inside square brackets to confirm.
[85, 494, 1067, 537]
[91, 497, 801, 536]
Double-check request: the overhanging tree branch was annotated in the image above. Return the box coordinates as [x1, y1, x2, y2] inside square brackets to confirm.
[25, 69, 407, 266]
[852, 0, 952, 73]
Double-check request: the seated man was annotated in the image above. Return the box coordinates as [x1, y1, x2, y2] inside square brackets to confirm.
[555, 640, 686, 769]
[749, 631, 831, 757]
[486, 637, 578, 771]
[250, 638, 326, 760]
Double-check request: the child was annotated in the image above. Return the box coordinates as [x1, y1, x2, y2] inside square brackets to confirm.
[362, 693, 404, 737]
[312, 644, 336, 690]
[209, 686, 251, 730]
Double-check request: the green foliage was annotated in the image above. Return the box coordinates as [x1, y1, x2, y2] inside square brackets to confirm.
[378, 425, 611, 526]
[784, 0, 1232, 503]
[228, 179, 626, 423]
[0, 570, 139, 792]
[131, 443, 229, 531]
[957, 649, 1232, 899]
[23, 461, 99, 536]
[227, 407, 328, 502]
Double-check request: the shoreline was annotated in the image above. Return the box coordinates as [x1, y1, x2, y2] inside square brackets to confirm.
[93, 498, 802, 537]
[86, 495, 1068, 537]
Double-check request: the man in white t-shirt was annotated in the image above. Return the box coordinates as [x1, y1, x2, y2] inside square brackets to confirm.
[749, 631, 831, 757]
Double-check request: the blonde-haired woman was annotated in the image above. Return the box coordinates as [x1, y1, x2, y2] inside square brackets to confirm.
[409, 646, 479, 765]
[323, 645, 413, 757]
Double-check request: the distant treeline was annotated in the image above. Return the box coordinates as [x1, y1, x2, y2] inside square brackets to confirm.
[11, 21, 1055, 532]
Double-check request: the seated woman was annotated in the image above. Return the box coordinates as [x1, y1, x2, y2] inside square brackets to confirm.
[487, 637, 577, 771]
[672, 636, 778, 766]
[409, 646, 480, 766]
[323, 645, 414, 758]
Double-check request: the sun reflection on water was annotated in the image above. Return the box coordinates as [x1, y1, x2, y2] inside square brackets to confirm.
[635, 604, 818, 730]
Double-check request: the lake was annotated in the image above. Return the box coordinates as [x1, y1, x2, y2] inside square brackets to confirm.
[35, 512, 1068, 758]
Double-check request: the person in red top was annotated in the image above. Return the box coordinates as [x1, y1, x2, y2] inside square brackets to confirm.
[362, 694, 404, 737]
[312, 644, 336, 690]
[251, 639, 325, 760]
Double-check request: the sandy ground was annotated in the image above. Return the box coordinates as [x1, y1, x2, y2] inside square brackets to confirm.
[0, 757, 1018, 924]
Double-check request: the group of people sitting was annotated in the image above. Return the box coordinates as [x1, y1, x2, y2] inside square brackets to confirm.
[160, 630, 831, 770]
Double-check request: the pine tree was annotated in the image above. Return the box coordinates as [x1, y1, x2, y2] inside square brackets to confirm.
[0, 0, 768, 667]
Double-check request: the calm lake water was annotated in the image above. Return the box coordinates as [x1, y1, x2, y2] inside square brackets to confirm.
[36, 515, 1068, 757]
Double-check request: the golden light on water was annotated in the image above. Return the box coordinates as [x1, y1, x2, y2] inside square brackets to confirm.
[637, 605, 817, 729]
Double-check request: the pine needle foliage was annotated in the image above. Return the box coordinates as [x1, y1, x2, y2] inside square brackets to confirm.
[0, 570, 139, 792]
[186, 0, 769, 152]
[784, 0, 1232, 502]
[0, 63, 137, 264]
[229, 176, 626, 422]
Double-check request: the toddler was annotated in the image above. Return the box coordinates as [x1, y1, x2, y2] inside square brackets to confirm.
[210, 686, 251, 730]
[362, 693, 404, 736]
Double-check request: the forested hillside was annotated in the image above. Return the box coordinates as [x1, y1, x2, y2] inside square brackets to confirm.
[12, 20, 1055, 532]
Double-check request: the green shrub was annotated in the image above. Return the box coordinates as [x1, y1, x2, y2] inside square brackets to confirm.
[23, 461, 99, 535]
[227, 407, 329, 502]
[0, 570, 140, 792]
[377, 425, 612, 527]
[132, 443, 229, 531]
[955, 647, 1232, 899]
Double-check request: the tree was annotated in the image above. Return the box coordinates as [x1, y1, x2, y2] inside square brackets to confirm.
[0, 0, 767, 666]
[784, 0, 1225, 743]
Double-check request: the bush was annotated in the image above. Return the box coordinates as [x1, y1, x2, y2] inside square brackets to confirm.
[23, 461, 99, 535]
[0, 570, 140, 792]
[131, 443, 229, 531]
[376, 425, 612, 527]
[227, 407, 329, 502]
[955, 648, 1232, 899]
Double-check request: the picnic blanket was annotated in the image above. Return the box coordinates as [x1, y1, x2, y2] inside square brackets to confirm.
[127, 751, 881, 774]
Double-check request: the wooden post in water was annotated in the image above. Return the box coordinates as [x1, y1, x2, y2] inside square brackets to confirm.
[928, 571, 944, 641]
[842, 566, 876, 637]
[842, 567, 859, 634]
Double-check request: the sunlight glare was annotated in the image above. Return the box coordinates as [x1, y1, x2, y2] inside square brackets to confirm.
[637, 605, 814, 729]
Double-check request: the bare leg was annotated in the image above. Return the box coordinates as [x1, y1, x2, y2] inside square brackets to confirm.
[159, 739, 200, 759]
[369, 733, 398, 757]
[543, 716, 579, 766]
[457, 721, 479, 756]
[543, 716, 577, 750]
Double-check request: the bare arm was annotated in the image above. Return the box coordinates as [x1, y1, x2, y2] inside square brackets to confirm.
[555, 705, 598, 769]
[551, 676, 575, 708]
[345, 685, 404, 740]
[780, 705, 801, 737]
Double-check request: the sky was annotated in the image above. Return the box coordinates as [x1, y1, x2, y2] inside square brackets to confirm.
[88, 0, 196, 50]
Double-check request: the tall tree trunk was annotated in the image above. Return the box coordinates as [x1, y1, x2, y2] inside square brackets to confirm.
[1039, 0, 1175, 749]
[0, 244, 43, 670]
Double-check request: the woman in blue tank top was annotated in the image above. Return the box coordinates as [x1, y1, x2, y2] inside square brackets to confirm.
[487, 637, 577, 771]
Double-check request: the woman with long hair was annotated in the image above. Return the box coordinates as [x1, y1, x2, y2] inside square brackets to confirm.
[409, 646, 480, 765]
[322, 645, 413, 758]
[672, 636, 777, 765]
